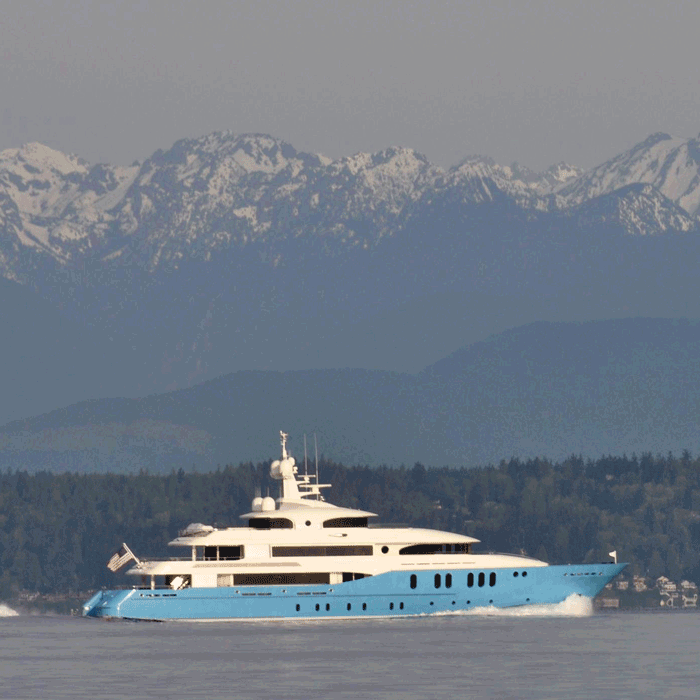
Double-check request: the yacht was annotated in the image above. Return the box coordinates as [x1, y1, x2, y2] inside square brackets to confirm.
[83, 431, 626, 620]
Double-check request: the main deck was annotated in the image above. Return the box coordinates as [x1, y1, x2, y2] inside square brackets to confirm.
[83, 562, 625, 621]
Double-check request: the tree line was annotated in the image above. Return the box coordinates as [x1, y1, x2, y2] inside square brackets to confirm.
[1, 451, 699, 597]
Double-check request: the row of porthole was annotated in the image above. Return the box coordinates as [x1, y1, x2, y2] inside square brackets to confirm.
[409, 572, 499, 590]
[293, 598, 537, 612]
[296, 602, 390, 613]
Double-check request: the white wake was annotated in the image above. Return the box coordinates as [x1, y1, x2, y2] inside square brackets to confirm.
[427, 594, 594, 618]
[0, 602, 20, 617]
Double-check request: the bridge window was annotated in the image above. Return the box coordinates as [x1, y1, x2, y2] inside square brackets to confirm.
[399, 543, 471, 555]
[323, 517, 368, 528]
[248, 518, 294, 529]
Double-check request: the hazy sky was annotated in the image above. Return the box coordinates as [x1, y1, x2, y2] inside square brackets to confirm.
[2, 0, 699, 171]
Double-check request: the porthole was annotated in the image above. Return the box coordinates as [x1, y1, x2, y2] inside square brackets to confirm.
[478, 572, 485, 587]
[400, 602, 404, 610]
[410, 574, 417, 589]
[489, 599, 493, 604]
[446, 573, 452, 589]
[434, 573, 442, 589]
[451, 601, 455, 605]
[362, 602, 367, 611]
[513, 571, 519, 577]
[296, 604, 300, 612]
[522, 571, 528, 577]
[326, 603, 330, 611]
[467, 573, 474, 588]
[430, 601, 434, 605]
[347, 603, 352, 611]
[390, 602, 394, 610]
[315, 604, 320, 611]
[305, 521, 311, 526]
[467, 600, 471, 604]
[381, 546, 389, 554]
[490, 572, 496, 587]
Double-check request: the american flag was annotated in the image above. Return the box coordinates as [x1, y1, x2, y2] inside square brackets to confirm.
[107, 543, 137, 572]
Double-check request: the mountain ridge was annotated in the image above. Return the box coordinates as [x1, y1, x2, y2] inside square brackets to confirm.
[2, 317, 699, 473]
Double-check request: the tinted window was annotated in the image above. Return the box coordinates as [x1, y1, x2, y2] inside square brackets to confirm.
[399, 543, 471, 555]
[323, 517, 368, 528]
[273, 545, 373, 557]
[248, 518, 294, 529]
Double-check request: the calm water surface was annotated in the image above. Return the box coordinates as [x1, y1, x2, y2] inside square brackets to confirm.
[1, 606, 699, 699]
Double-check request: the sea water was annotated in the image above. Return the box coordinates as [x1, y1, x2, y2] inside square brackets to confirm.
[1, 599, 699, 700]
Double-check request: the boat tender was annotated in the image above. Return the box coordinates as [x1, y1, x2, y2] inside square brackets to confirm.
[83, 431, 626, 620]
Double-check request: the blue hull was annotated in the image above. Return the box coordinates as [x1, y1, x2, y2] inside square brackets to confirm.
[83, 563, 626, 620]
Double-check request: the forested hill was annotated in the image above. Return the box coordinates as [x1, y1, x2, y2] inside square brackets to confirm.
[1, 452, 698, 598]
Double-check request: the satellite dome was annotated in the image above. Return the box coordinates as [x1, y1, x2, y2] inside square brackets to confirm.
[251, 497, 264, 512]
[261, 497, 276, 512]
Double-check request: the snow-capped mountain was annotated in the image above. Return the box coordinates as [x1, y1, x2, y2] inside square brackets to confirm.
[2, 129, 700, 427]
[558, 132, 700, 216]
[2, 130, 699, 280]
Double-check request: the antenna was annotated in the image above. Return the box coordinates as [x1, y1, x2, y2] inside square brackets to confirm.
[304, 434, 308, 478]
[314, 433, 319, 501]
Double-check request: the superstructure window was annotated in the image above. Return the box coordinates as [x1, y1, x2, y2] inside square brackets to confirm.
[323, 517, 368, 528]
[203, 545, 243, 561]
[434, 574, 442, 589]
[399, 543, 471, 555]
[446, 573, 452, 589]
[248, 518, 294, 529]
[342, 572, 368, 581]
[478, 572, 485, 587]
[272, 545, 373, 557]
[467, 573, 474, 587]
[219, 546, 242, 560]
[233, 573, 331, 586]
[410, 574, 417, 589]
[490, 572, 496, 587]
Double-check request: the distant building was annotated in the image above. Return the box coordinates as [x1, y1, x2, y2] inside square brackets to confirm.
[632, 575, 648, 592]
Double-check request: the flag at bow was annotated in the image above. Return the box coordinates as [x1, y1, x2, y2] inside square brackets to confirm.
[608, 550, 617, 564]
[107, 543, 139, 572]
